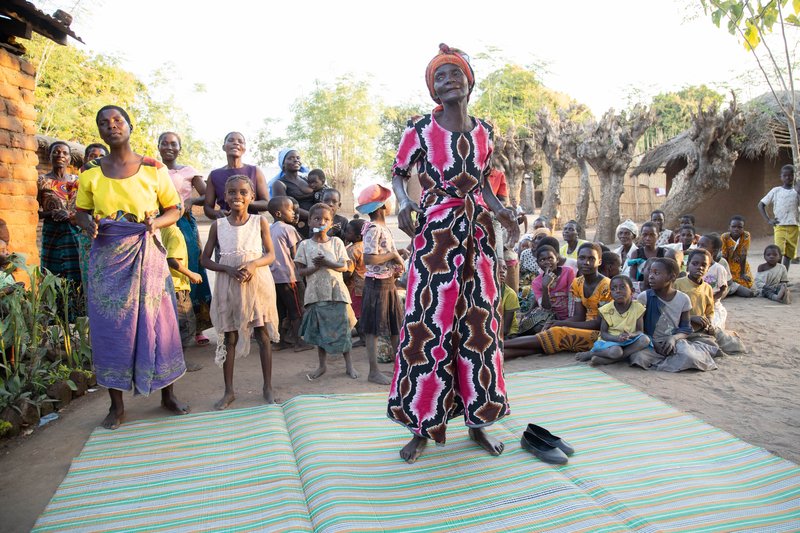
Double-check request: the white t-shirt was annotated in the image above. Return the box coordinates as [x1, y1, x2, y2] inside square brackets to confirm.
[760, 186, 800, 226]
[703, 261, 731, 295]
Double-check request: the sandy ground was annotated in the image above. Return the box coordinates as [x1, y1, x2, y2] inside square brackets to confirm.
[1, 218, 799, 532]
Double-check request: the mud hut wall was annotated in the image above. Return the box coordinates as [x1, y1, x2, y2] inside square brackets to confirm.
[0, 49, 40, 267]
[539, 164, 666, 229]
[690, 154, 792, 237]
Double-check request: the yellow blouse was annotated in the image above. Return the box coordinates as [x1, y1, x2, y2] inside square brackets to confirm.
[76, 157, 181, 222]
[598, 300, 645, 336]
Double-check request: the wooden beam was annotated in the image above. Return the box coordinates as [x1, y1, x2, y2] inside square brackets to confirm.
[0, 16, 31, 39]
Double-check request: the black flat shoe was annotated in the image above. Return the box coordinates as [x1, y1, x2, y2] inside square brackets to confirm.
[526, 423, 575, 456]
[520, 431, 568, 465]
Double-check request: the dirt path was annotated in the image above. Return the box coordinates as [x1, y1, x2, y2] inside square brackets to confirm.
[1, 222, 798, 532]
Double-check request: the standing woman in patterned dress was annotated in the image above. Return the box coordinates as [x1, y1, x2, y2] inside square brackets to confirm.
[37, 141, 82, 287]
[387, 44, 519, 464]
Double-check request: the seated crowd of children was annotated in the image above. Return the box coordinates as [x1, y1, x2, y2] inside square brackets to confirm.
[499, 164, 797, 372]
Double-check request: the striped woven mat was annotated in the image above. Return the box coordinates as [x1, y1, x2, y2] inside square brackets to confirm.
[34, 367, 800, 532]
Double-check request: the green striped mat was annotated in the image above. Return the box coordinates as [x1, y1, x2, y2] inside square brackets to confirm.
[34, 367, 800, 532]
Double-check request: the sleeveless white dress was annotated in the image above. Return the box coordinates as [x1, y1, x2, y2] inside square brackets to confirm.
[211, 215, 279, 365]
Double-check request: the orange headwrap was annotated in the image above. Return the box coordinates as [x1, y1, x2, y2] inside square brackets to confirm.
[425, 43, 475, 103]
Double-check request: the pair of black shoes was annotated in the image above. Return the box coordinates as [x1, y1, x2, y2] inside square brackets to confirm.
[520, 423, 574, 465]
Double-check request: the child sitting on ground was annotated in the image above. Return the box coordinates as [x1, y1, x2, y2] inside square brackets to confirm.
[629, 258, 719, 372]
[268, 196, 310, 351]
[201, 175, 281, 409]
[357, 184, 404, 385]
[721, 215, 755, 296]
[344, 218, 367, 347]
[675, 249, 717, 336]
[666, 224, 697, 271]
[576, 274, 650, 366]
[697, 233, 731, 329]
[160, 225, 203, 371]
[307, 168, 329, 204]
[498, 263, 520, 339]
[600, 251, 622, 279]
[752, 244, 790, 304]
[295, 203, 357, 380]
[321, 188, 349, 241]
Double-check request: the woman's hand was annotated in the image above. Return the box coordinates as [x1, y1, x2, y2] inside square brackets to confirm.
[312, 253, 327, 268]
[398, 199, 423, 238]
[187, 271, 203, 284]
[52, 209, 70, 221]
[497, 207, 520, 247]
[76, 212, 99, 239]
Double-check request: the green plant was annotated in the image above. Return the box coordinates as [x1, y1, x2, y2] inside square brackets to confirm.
[0, 419, 12, 436]
[0, 374, 33, 414]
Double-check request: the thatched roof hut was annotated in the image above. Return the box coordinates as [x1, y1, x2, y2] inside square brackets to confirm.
[632, 91, 798, 236]
[633, 91, 798, 177]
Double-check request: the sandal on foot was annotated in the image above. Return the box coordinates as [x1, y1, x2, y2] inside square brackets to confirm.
[195, 334, 210, 346]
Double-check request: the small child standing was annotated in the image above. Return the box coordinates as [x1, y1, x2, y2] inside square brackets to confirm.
[758, 164, 799, 270]
[576, 275, 650, 366]
[201, 175, 280, 409]
[295, 203, 357, 380]
[344, 218, 367, 346]
[160, 225, 203, 371]
[697, 234, 731, 329]
[321, 188, 349, 241]
[356, 184, 404, 385]
[752, 244, 791, 303]
[267, 196, 309, 351]
[630, 258, 719, 372]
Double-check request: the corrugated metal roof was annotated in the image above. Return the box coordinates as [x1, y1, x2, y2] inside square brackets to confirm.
[1, 0, 83, 45]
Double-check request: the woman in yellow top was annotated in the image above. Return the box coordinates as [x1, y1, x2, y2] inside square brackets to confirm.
[505, 242, 611, 358]
[75, 105, 190, 430]
[559, 220, 588, 260]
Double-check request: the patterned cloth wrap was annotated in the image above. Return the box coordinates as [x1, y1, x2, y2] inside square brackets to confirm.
[88, 219, 185, 395]
[387, 112, 509, 444]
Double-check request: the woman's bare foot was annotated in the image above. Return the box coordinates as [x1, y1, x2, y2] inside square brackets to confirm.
[468, 427, 504, 456]
[101, 407, 124, 430]
[575, 351, 593, 361]
[307, 366, 326, 380]
[263, 386, 274, 404]
[368, 370, 391, 385]
[214, 392, 236, 410]
[345, 364, 358, 379]
[400, 435, 427, 464]
[161, 392, 190, 415]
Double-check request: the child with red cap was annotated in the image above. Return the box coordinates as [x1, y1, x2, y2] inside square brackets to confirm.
[356, 183, 405, 385]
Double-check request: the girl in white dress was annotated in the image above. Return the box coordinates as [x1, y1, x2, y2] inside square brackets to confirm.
[201, 175, 280, 409]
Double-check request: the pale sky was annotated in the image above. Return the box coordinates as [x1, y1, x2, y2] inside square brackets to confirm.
[39, 0, 774, 168]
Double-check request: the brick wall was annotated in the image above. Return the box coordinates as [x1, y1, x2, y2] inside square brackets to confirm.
[0, 49, 40, 267]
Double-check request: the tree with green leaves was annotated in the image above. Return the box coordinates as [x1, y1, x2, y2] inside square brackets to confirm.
[251, 118, 286, 169]
[644, 85, 725, 150]
[288, 77, 379, 193]
[376, 103, 426, 180]
[471, 64, 574, 203]
[25, 35, 210, 169]
[702, 0, 799, 167]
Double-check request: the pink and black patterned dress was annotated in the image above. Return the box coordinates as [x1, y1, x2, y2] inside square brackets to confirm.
[387, 112, 509, 445]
